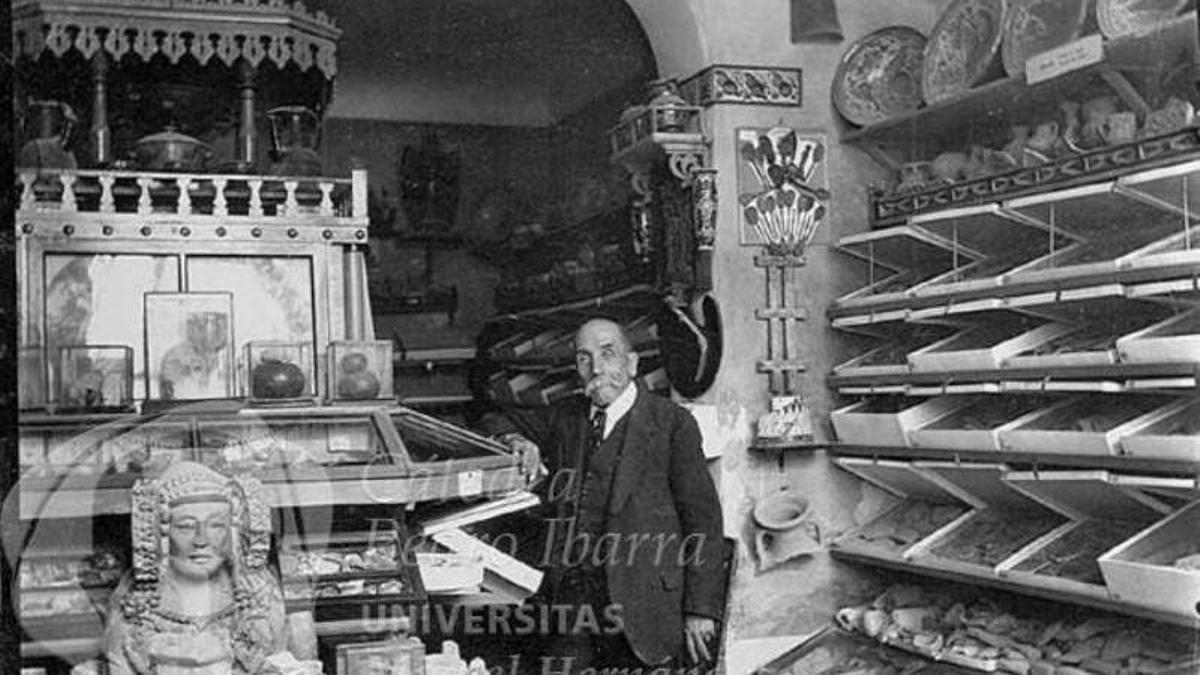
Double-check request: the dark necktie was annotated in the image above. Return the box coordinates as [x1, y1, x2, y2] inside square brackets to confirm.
[589, 408, 607, 450]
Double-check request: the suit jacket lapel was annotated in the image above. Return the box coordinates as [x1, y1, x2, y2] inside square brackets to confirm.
[609, 386, 657, 515]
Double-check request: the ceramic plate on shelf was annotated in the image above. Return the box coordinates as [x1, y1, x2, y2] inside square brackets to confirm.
[922, 0, 1008, 105]
[832, 26, 927, 126]
[1001, 0, 1094, 77]
[1097, 0, 1192, 37]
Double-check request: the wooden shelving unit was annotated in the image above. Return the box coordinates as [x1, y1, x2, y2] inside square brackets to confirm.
[827, 23, 1200, 630]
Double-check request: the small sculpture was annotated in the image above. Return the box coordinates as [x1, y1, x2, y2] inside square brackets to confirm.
[104, 461, 288, 673]
[895, 161, 932, 194]
[1025, 119, 1060, 165]
[336, 352, 381, 400]
[1002, 125, 1032, 165]
[930, 151, 970, 184]
[1080, 95, 1119, 150]
[1058, 100, 1082, 154]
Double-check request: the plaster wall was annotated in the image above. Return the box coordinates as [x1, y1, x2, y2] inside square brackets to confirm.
[630, 0, 953, 649]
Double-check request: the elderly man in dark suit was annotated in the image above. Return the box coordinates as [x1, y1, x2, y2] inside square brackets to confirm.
[486, 317, 725, 673]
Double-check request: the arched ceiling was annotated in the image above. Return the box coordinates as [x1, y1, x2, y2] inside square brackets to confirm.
[314, 0, 656, 127]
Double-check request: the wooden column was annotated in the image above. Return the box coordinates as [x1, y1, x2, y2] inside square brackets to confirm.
[90, 51, 110, 165]
[237, 60, 257, 166]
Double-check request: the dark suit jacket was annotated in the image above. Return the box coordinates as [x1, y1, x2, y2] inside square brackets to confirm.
[483, 385, 725, 666]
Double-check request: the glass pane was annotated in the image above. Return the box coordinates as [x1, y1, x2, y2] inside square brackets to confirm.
[389, 411, 505, 463]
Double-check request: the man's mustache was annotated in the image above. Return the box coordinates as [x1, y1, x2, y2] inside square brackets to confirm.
[584, 375, 620, 395]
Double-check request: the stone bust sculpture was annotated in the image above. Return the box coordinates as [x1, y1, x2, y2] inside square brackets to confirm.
[105, 461, 286, 674]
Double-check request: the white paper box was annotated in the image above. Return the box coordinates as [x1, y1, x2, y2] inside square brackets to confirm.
[999, 395, 1168, 456]
[830, 397, 966, 447]
[1116, 310, 1200, 363]
[908, 321, 1072, 372]
[1099, 499, 1200, 617]
[1119, 397, 1200, 462]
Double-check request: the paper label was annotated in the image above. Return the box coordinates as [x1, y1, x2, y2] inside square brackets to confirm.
[1025, 35, 1103, 85]
[458, 470, 482, 496]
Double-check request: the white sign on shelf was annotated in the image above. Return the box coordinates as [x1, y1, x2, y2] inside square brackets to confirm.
[1026, 34, 1104, 85]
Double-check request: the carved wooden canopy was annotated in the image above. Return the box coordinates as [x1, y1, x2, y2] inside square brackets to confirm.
[13, 0, 342, 78]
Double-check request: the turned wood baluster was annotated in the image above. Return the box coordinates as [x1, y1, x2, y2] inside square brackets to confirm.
[137, 178, 153, 214]
[213, 177, 228, 217]
[19, 172, 35, 212]
[177, 176, 192, 216]
[319, 181, 334, 217]
[284, 180, 299, 216]
[248, 179, 263, 217]
[99, 174, 115, 213]
[60, 173, 77, 213]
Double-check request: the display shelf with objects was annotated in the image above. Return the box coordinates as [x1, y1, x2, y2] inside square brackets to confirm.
[838, 11, 1200, 225]
[827, 96, 1200, 630]
[830, 458, 1200, 628]
[830, 159, 1200, 329]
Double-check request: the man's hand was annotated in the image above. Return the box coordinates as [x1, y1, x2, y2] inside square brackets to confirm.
[498, 433, 545, 487]
[683, 614, 717, 664]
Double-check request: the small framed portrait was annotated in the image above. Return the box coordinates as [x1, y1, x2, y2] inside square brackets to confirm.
[144, 292, 235, 401]
[336, 639, 412, 675]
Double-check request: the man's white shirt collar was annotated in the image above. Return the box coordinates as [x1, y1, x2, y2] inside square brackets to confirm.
[593, 382, 636, 439]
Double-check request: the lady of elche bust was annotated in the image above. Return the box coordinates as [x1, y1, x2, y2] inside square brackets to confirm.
[104, 461, 287, 674]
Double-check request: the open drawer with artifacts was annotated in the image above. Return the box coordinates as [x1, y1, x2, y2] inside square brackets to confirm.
[1099, 498, 1200, 619]
[907, 204, 1078, 298]
[1003, 298, 1178, 369]
[278, 520, 425, 621]
[830, 396, 969, 447]
[907, 310, 1072, 372]
[998, 471, 1172, 599]
[1116, 309, 1200, 364]
[832, 323, 955, 380]
[1119, 397, 1200, 462]
[998, 393, 1175, 457]
[16, 517, 126, 647]
[906, 462, 1070, 578]
[831, 225, 979, 325]
[907, 395, 1056, 452]
[831, 458, 974, 562]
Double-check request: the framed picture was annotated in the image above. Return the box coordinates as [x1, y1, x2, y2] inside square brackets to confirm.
[186, 255, 317, 396]
[735, 127, 830, 248]
[144, 292, 235, 401]
[336, 638, 412, 675]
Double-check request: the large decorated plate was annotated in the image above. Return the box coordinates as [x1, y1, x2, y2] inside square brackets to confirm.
[1097, 0, 1191, 38]
[1001, 0, 1094, 76]
[832, 26, 927, 126]
[922, 0, 1008, 104]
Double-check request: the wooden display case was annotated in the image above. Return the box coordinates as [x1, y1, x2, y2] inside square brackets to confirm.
[18, 403, 522, 520]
